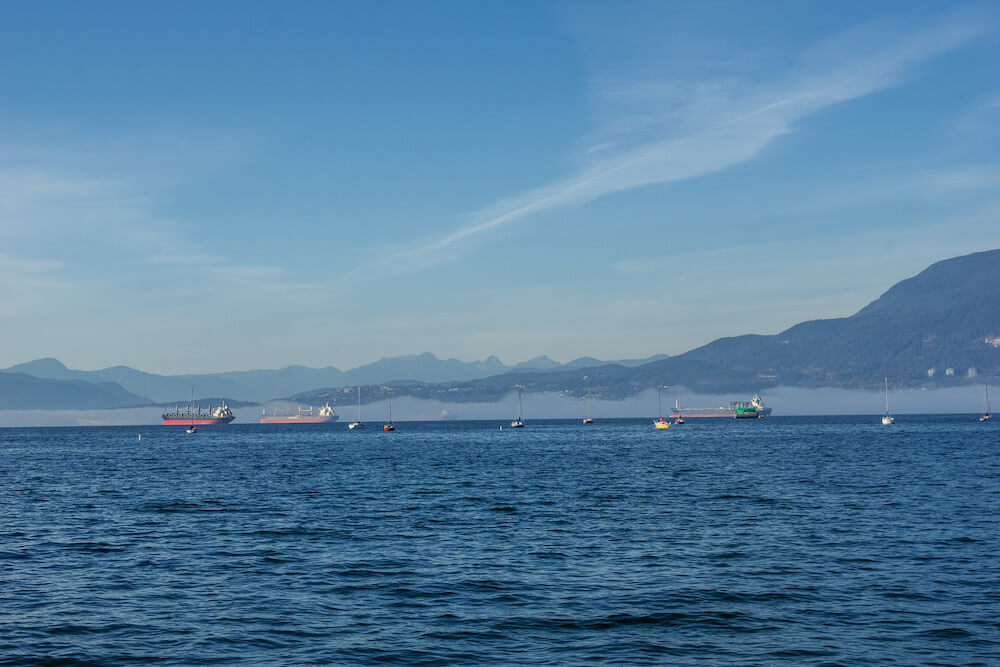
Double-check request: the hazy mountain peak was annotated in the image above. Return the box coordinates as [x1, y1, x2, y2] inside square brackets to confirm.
[4, 357, 74, 379]
[511, 355, 562, 371]
[8, 357, 68, 371]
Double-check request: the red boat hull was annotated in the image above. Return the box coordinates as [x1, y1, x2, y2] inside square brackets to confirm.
[163, 417, 235, 425]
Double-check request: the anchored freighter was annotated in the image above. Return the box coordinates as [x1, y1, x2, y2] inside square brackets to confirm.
[260, 403, 339, 424]
[669, 393, 772, 419]
[162, 401, 235, 425]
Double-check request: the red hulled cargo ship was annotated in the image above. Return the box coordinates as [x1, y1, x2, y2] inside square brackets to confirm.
[260, 402, 339, 425]
[162, 401, 235, 425]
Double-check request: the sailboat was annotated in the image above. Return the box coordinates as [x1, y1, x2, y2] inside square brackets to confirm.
[654, 386, 671, 429]
[348, 386, 364, 430]
[510, 386, 524, 428]
[384, 390, 395, 431]
[981, 384, 992, 422]
[186, 388, 198, 433]
[583, 388, 594, 424]
[673, 400, 685, 425]
[881, 377, 895, 425]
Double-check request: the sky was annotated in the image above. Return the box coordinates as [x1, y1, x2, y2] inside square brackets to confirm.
[2, 0, 999, 375]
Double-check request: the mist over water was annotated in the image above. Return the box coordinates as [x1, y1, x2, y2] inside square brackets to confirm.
[0, 385, 992, 427]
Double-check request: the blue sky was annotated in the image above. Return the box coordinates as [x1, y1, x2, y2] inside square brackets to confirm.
[2, 0, 999, 374]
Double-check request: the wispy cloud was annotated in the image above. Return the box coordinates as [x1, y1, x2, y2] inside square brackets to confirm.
[348, 12, 989, 279]
[0, 164, 309, 312]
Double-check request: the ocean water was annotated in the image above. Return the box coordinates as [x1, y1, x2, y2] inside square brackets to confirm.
[2, 416, 998, 665]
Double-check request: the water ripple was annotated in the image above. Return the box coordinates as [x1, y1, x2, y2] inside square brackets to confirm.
[1, 416, 998, 665]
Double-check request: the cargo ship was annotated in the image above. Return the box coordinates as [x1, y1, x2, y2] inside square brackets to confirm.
[162, 401, 235, 425]
[670, 393, 772, 419]
[260, 403, 339, 425]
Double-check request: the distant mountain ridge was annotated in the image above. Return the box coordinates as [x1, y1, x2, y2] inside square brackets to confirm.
[5, 249, 997, 411]
[2, 352, 669, 406]
[0, 372, 150, 410]
[669, 248, 1000, 390]
[290, 249, 1000, 404]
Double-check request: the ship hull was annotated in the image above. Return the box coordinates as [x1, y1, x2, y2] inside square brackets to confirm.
[163, 416, 235, 425]
[669, 408, 773, 419]
[260, 416, 340, 424]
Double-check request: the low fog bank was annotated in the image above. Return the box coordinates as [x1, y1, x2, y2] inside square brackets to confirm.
[353, 386, 988, 420]
[0, 385, 990, 427]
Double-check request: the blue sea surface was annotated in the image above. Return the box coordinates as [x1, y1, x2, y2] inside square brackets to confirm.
[2, 416, 999, 665]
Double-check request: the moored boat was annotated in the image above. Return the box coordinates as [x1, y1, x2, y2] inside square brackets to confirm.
[511, 386, 524, 428]
[384, 390, 395, 431]
[882, 377, 895, 425]
[654, 386, 671, 428]
[348, 386, 364, 430]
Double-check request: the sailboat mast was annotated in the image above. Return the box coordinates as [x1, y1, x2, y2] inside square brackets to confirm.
[884, 377, 889, 415]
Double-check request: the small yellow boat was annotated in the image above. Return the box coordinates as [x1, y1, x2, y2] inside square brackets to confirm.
[654, 386, 672, 428]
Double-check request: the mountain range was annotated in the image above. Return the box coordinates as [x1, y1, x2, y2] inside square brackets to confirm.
[0, 372, 150, 410]
[2, 249, 997, 411]
[0, 352, 668, 409]
[291, 249, 1000, 405]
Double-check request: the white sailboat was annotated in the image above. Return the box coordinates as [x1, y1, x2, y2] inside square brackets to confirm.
[583, 388, 594, 425]
[348, 386, 364, 429]
[384, 389, 395, 431]
[186, 388, 198, 433]
[981, 384, 992, 422]
[881, 377, 895, 425]
[511, 386, 524, 428]
[654, 386, 671, 429]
